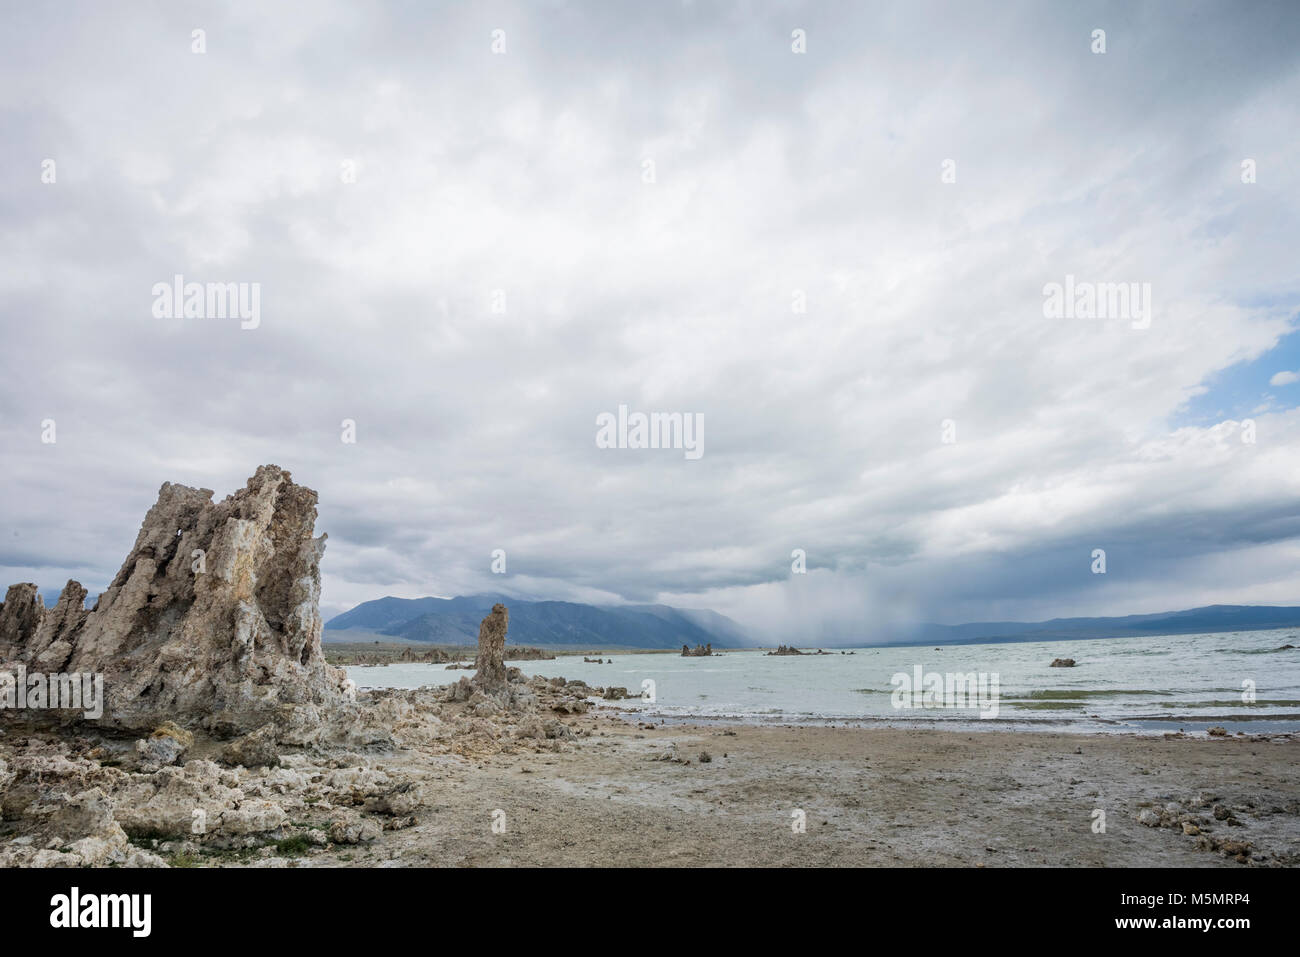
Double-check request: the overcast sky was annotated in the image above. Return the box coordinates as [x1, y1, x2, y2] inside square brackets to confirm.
[2, 1, 1298, 640]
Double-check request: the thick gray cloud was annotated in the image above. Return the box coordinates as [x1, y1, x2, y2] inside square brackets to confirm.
[2, 1, 1298, 638]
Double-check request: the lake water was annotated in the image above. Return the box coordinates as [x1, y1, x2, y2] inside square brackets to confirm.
[346, 628, 1300, 734]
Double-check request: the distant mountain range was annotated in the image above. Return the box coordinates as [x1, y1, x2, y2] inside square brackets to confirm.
[887, 605, 1300, 646]
[325, 597, 1300, 649]
[324, 595, 754, 649]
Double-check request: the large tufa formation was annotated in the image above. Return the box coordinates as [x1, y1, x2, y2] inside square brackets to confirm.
[0, 465, 354, 735]
[472, 603, 510, 689]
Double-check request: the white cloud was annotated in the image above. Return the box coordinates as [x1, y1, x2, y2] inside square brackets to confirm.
[1, 2, 1298, 634]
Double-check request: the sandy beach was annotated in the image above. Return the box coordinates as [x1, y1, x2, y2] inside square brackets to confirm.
[293, 713, 1300, 868]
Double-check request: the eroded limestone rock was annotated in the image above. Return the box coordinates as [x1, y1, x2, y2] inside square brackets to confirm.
[220, 724, 281, 768]
[0, 466, 354, 736]
[0, 467, 625, 868]
[473, 603, 509, 689]
[135, 722, 195, 769]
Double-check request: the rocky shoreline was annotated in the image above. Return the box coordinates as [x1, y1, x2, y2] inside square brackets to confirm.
[325, 644, 555, 667]
[1, 467, 1296, 869]
[0, 670, 631, 867]
[0, 467, 628, 867]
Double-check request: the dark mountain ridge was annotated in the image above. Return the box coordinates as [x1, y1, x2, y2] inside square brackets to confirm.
[326, 596, 1300, 649]
[326, 595, 755, 648]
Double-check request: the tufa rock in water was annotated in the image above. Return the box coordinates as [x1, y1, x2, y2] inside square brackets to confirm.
[1049, 658, 1076, 668]
[0, 465, 354, 736]
[473, 603, 510, 689]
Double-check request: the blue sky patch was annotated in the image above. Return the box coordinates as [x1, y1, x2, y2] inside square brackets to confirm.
[1174, 325, 1300, 427]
